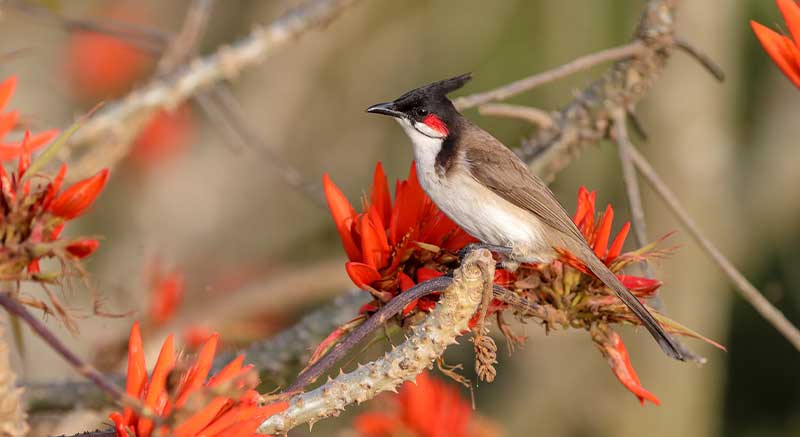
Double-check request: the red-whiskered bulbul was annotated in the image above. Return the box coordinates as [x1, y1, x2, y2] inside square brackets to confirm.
[366, 73, 683, 361]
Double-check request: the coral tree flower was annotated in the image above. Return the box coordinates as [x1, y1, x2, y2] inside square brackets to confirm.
[48, 168, 109, 219]
[355, 372, 492, 437]
[109, 322, 288, 437]
[324, 162, 475, 314]
[592, 326, 660, 405]
[751, 0, 800, 88]
[147, 264, 185, 326]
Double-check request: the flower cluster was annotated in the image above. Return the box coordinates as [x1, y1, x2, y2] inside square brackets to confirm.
[324, 162, 721, 404]
[110, 322, 287, 437]
[751, 0, 800, 88]
[0, 76, 108, 285]
[355, 371, 498, 437]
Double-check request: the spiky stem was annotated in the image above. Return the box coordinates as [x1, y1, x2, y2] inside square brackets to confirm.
[258, 249, 494, 434]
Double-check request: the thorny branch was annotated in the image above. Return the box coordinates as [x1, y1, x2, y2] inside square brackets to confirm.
[259, 249, 494, 434]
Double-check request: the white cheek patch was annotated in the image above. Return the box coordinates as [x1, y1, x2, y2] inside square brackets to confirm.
[412, 121, 447, 139]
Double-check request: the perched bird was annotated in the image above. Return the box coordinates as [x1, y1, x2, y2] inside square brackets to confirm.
[366, 73, 683, 361]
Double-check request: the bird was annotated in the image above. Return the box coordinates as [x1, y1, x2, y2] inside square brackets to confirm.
[365, 73, 684, 361]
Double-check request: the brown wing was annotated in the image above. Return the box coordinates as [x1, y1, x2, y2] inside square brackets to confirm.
[462, 124, 586, 244]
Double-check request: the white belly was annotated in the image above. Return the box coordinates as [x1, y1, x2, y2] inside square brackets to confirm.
[416, 163, 550, 261]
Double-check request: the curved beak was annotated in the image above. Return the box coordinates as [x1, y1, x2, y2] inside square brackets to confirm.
[366, 101, 404, 119]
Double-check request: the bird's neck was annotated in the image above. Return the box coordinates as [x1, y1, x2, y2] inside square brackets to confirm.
[396, 117, 461, 177]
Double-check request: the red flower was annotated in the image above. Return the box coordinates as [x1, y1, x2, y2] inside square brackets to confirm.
[148, 265, 185, 326]
[131, 105, 195, 168]
[324, 163, 475, 314]
[109, 322, 288, 437]
[355, 372, 476, 437]
[63, 6, 152, 101]
[0, 76, 58, 161]
[48, 168, 109, 219]
[592, 326, 660, 406]
[751, 0, 800, 88]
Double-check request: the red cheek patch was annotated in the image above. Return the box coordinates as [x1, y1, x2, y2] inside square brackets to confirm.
[423, 114, 449, 136]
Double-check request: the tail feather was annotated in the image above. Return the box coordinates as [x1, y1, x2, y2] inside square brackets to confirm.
[576, 244, 685, 361]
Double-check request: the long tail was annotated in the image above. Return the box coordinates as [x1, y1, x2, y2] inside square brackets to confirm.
[574, 244, 685, 361]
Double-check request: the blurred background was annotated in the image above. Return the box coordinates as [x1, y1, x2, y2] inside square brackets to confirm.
[1, 0, 799, 435]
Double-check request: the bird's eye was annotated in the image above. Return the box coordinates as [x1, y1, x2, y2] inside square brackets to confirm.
[416, 108, 429, 117]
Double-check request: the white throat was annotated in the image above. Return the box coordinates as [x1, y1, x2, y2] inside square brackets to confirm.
[395, 118, 444, 177]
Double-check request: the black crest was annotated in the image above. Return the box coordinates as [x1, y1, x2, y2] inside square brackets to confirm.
[395, 73, 472, 104]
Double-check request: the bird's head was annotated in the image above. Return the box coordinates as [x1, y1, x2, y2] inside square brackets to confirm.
[366, 73, 471, 140]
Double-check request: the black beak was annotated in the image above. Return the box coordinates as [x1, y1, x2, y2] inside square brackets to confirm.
[366, 101, 404, 119]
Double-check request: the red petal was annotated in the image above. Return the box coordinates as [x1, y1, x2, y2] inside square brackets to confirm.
[0, 76, 16, 112]
[138, 335, 176, 437]
[175, 334, 219, 407]
[66, 239, 100, 258]
[355, 412, 405, 436]
[597, 330, 660, 406]
[207, 355, 244, 387]
[345, 261, 381, 289]
[122, 322, 147, 426]
[359, 214, 389, 269]
[778, 0, 800, 48]
[371, 162, 392, 226]
[594, 205, 614, 259]
[751, 20, 800, 88]
[606, 221, 630, 262]
[49, 168, 109, 219]
[619, 274, 662, 297]
[0, 111, 19, 140]
[416, 267, 443, 283]
[173, 397, 230, 437]
[323, 173, 361, 261]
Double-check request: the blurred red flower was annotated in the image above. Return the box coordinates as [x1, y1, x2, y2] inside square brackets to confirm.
[63, 5, 153, 101]
[355, 372, 492, 437]
[110, 322, 288, 437]
[148, 265, 185, 326]
[751, 0, 800, 88]
[130, 105, 195, 168]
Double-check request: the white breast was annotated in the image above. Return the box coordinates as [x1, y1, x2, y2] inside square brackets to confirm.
[397, 118, 549, 262]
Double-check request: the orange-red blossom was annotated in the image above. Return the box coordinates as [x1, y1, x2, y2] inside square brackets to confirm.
[751, 0, 800, 88]
[109, 322, 287, 437]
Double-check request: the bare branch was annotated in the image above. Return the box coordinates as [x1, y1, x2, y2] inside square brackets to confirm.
[259, 249, 494, 434]
[674, 37, 726, 82]
[625, 146, 800, 352]
[63, 0, 359, 181]
[454, 41, 645, 111]
[0, 293, 154, 422]
[156, 0, 215, 74]
[478, 103, 554, 129]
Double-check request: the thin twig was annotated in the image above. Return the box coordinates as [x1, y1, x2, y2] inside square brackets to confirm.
[0, 293, 154, 422]
[612, 111, 655, 276]
[453, 41, 645, 110]
[626, 146, 800, 352]
[674, 37, 726, 82]
[204, 85, 328, 207]
[156, 0, 215, 74]
[613, 111, 704, 362]
[478, 103, 553, 129]
[8, 0, 167, 54]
